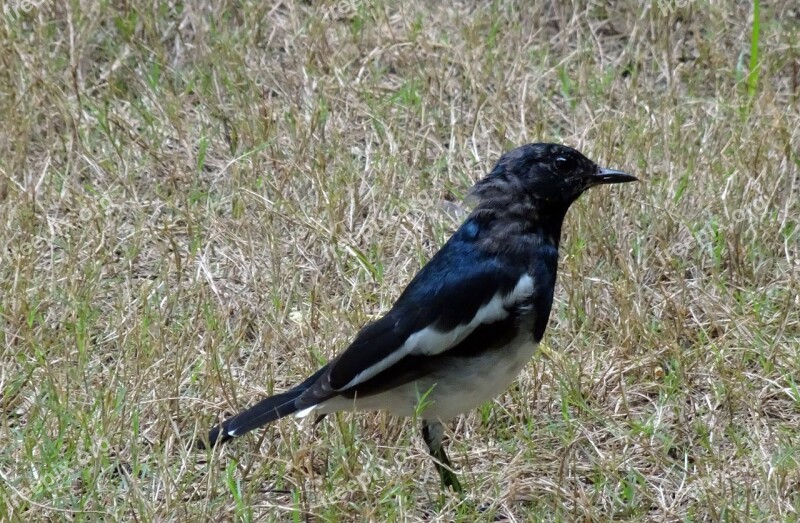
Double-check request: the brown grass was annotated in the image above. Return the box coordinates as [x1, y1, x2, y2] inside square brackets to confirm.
[1, 0, 798, 521]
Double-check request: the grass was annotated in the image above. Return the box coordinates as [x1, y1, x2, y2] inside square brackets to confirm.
[1, 0, 798, 520]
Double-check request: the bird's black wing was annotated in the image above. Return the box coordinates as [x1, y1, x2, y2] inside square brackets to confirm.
[295, 220, 545, 407]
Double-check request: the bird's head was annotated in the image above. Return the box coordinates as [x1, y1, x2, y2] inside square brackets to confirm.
[470, 143, 636, 219]
[471, 143, 637, 210]
[465, 143, 637, 248]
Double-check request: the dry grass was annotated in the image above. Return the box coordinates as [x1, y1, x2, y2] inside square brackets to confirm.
[1, 0, 798, 521]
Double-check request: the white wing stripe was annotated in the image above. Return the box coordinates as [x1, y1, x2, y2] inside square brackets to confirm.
[337, 274, 534, 390]
[295, 405, 316, 418]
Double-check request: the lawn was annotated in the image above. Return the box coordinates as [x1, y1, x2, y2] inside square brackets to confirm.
[1, 1, 798, 521]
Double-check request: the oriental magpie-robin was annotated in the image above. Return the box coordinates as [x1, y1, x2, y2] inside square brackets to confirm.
[204, 143, 636, 491]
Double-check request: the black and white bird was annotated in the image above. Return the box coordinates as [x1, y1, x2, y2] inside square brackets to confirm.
[205, 143, 636, 491]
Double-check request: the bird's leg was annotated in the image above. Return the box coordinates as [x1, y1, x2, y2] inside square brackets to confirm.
[421, 420, 462, 492]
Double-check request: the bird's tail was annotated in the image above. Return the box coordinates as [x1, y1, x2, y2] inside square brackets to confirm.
[204, 365, 328, 448]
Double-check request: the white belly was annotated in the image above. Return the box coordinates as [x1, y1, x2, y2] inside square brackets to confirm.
[316, 335, 539, 421]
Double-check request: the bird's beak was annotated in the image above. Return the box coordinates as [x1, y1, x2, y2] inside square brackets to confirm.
[591, 167, 638, 185]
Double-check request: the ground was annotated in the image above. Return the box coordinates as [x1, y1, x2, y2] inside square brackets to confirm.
[1, 1, 798, 521]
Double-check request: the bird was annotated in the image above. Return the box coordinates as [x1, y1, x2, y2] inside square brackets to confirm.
[204, 143, 636, 491]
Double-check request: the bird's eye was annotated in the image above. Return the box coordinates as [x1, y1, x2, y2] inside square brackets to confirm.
[554, 156, 575, 174]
